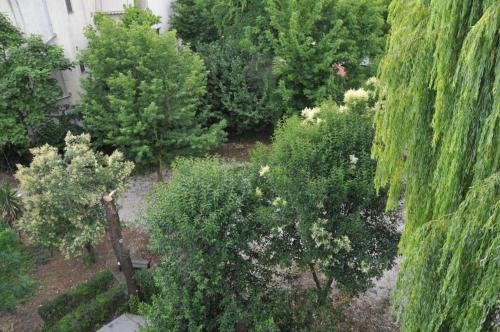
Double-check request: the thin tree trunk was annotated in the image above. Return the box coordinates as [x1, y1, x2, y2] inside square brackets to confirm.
[156, 158, 164, 182]
[309, 263, 322, 291]
[102, 192, 138, 296]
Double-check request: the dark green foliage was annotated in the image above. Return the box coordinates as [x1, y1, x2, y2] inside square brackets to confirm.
[79, 7, 225, 176]
[251, 99, 399, 297]
[198, 39, 277, 133]
[0, 183, 22, 226]
[373, 1, 499, 330]
[0, 14, 72, 152]
[38, 270, 115, 324]
[145, 158, 273, 331]
[35, 109, 84, 151]
[133, 269, 159, 303]
[0, 14, 22, 51]
[170, 0, 219, 46]
[0, 224, 37, 313]
[266, 0, 387, 112]
[46, 283, 128, 332]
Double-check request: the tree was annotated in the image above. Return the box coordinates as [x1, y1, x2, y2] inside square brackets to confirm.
[0, 224, 37, 313]
[251, 83, 399, 301]
[145, 158, 274, 331]
[79, 7, 225, 181]
[372, 1, 499, 331]
[17, 132, 138, 295]
[266, 0, 387, 112]
[0, 13, 72, 151]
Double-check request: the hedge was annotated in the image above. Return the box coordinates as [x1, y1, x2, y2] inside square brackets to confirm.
[46, 283, 128, 332]
[38, 270, 114, 324]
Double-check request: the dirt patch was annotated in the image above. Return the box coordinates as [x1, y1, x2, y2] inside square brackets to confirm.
[0, 227, 155, 332]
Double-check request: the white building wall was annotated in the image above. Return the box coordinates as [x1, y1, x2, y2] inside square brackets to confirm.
[0, 0, 175, 104]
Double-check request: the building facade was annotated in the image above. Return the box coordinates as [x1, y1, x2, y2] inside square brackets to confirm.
[0, 0, 174, 103]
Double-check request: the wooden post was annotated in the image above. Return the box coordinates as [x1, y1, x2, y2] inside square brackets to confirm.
[102, 191, 138, 296]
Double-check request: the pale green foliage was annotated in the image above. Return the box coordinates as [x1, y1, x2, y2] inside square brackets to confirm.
[16, 133, 133, 257]
[372, 1, 499, 330]
[252, 84, 399, 297]
[79, 7, 225, 173]
[266, 0, 386, 112]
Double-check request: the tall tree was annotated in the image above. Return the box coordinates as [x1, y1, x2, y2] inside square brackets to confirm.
[79, 7, 225, 181]
[0, 14, 72, 152]
[372, 1, 499, 331]
[266, 0, 387, 112]
[17, 133, 138, 295]
[252, 83, 399, 301]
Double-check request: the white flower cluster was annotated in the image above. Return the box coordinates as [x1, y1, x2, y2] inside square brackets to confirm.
[301, 107, 324, 125]
[349, 154, 359, 165]
[255, 186, 263, 198]
[272, 196, 287, 207]
[310, 219, 352, 255]
[343, 88, 369, 106]
[259, 165, 270, 176]
[366, 77, 378, 88]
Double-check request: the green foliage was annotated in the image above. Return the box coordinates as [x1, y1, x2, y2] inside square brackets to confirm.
[372, 1, 499, 330]
[0, 183, 22, 226]
[0, 14, 72, 152]
[133, 269, 159, 303]
[46, 283, 128, 332]
[197, 39, 277, 133]
[38, 270, 115, 324]
[36, 109, 84, 151]
[266, 0, 387, 112]
[145, 158, 272, 331]
[170, 0, 219, 46]
[79, 7, 225, 175]
[0, 224, 37, 313]
[251, 89, 398, 297]
[16, 132, 134, 257]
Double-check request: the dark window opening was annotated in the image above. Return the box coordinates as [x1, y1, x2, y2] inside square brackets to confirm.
[65, 0, 73, 14]
[79, 62, 86, 73]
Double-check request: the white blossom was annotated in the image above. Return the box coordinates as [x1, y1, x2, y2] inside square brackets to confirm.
[349, 154, 359, 165]
[259, 165, 270, 176]
[344, 88, 369, 106]
[255, 186, 263, 198]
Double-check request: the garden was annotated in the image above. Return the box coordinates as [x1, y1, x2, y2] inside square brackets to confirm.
[0, 1, 498, 332]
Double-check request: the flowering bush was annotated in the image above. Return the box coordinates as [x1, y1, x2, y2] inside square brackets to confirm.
[251, 91, 399, 298]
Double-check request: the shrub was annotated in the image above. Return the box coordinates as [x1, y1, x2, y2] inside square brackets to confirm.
[0, 224, 37, 313]
[197, 39, 277, 134]
[46, 283, 128, 332]
[145, 158, 272, 331]
[38, 270, 115, 324]
[133, 269, 159, 303]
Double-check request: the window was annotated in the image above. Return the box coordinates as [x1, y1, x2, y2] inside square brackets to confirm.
[65, 0, 73, 14]
[79, 62, 86, 73]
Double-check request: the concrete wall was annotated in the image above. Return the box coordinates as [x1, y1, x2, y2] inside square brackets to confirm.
[0, 0, 175, 103]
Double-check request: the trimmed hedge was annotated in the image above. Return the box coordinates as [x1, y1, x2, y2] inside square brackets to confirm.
[38, 270, 114, 324]
[46, 283, 128, 332]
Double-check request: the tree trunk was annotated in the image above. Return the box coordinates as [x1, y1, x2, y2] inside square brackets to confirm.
[156, 158, 164, 182]
[101, 193, 138, 296]
[309, 263, 322, 291]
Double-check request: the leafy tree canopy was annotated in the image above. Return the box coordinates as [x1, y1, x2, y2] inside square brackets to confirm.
[79, 7, 225, 179]
[372, 1, 499, 330]
[266, 0, 387, 112]
[0, 14, 72, 151]
[251, 81, 399, 299]
[16, 133, 133, 257]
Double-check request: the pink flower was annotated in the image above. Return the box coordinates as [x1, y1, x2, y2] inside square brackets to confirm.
[332, 63, 347, 78]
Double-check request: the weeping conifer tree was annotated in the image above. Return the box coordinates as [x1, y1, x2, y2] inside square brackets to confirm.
[372, 1, 499, 331]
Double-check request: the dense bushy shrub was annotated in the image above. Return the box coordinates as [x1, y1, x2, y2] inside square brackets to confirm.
[251, 86, 399, 299]
[145, 158, 273, 331]
[0, 224, 37, 313]
[198, 39, 277, 133]
[133, 269, 159, 303]
[46, 283, 127, 332]
[38, 270, 115, 324]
